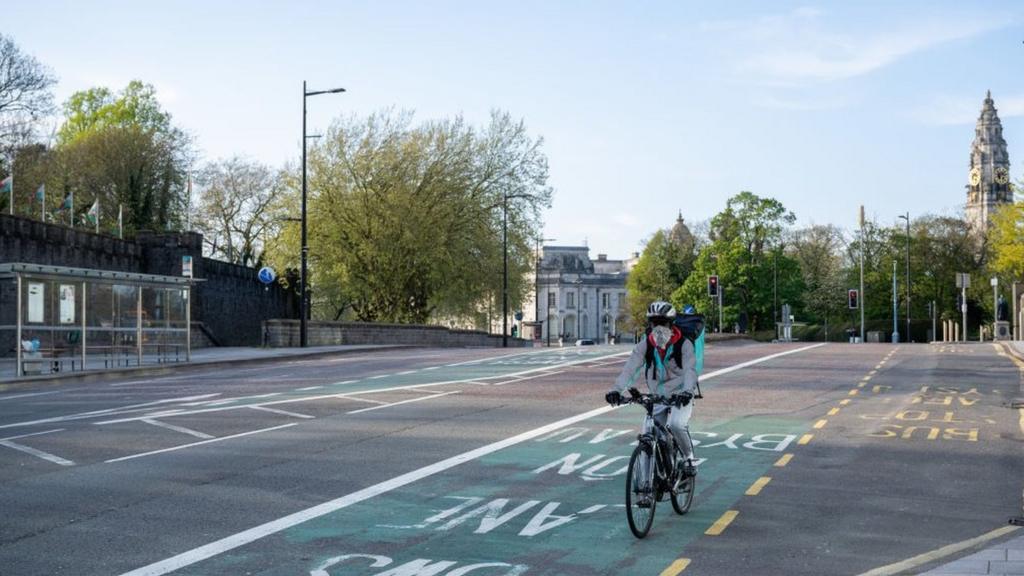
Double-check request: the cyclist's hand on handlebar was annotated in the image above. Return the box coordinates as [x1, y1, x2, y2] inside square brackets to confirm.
[628, 387, 642, 400]
[671, 391, 693, 407]
[605, 390, 622, 406]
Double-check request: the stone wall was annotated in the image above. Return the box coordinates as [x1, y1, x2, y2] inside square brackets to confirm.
[0, 214, 294, 347]
[263, 319, 531, 348]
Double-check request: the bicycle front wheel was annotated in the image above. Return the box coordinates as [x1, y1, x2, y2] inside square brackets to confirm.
[626, 444, 656, 538]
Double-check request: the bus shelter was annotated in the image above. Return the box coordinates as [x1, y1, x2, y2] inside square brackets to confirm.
[0, 263, 195, 378]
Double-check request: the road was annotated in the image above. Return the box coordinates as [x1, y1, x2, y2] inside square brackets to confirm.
[0, 341, 1021, 575]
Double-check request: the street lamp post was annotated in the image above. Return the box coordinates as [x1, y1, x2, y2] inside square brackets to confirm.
[892, 259, 899, 343]
[898, 212, 910, 342]
[859, 206, 865, 343]
[301, 81, 345, 348]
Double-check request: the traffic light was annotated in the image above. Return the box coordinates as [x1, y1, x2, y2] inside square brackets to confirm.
[708, 275, 719, 297]
[848, 289, 859, 310]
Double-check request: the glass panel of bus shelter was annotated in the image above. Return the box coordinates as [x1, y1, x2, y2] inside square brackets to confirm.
[112, 284, 139, 366]
[19, 278, 84, 375]
[141, 286, 183, 363]
[85, 282, 118, 369]
[164, 288, 188, 362]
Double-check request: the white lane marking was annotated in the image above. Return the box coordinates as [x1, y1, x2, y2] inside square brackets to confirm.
[105, 424, 297, 464]
[334, 395, 388, 405]
[338, 380, 357, 384]
[248, 406, 315, 419]
[297, 386, 323, 391]
[0, 429, 74, 466]
[397, 370, 417, 376]
[369, 375, 388, 380]
[347, 391, 461, 414]
[0, 390, 63, 401]
[0, 394, 223, 430]
[114, 343, 823, 576]
[141, 419, 215, 439]
[0, 428, 65, 442]
[115, 405, 615, 576]
[491, 370, 566, 386]
[422, 366, 440, 371]
[92, 349, 633, 425]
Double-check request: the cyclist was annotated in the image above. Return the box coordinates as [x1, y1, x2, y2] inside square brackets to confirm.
[606, 301, 699, 478]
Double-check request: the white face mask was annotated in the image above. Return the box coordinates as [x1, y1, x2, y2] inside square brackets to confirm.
[651, 325, 673, 348]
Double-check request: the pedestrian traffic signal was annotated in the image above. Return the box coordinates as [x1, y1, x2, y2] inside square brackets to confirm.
[848, 289, 859, 309]
[708, 275, 719, 297]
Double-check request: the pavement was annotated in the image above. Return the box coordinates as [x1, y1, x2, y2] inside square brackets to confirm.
[0, 344, 402, 387]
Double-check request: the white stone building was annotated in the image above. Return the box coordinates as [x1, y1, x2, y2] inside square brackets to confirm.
[520, 246, 637, 344]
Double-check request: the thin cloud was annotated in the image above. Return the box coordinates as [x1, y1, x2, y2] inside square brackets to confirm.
[704, 8, 1009, 86]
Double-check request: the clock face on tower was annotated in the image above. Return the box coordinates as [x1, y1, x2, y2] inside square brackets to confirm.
[995, 166, 1009, 185]
[969, 167, 981, 186]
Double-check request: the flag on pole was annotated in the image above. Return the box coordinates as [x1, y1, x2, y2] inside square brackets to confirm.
[118, 204, 123, 239]
[186, 171, 193, 231]
[36, 184, 44, 221]
[1, 175, 11, 216]
[56, 191, 73, 226]
[87, 199, 99, 232]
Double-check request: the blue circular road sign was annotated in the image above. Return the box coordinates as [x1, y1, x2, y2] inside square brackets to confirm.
[258, 266, 276, 285]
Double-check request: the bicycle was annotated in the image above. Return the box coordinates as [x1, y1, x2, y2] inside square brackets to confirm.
[617, 387, 697, 539]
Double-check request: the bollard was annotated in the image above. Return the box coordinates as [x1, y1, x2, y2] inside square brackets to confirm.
[954, 322, 960, 342]
[942, 320, 947, 342]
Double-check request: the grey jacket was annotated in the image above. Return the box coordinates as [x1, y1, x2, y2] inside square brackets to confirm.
[611, 334, 697, 396]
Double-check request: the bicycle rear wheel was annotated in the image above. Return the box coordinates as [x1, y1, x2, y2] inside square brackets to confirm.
[626, 444, 656, 538]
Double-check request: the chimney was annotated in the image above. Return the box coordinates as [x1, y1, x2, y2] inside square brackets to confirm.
[597, 254, 607, 261]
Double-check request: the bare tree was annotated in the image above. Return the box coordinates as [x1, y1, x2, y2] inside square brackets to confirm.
[0, 34, 56, 153]
[194, 157, 281, 266]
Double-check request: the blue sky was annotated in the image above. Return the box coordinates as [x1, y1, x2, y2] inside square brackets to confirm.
[6, 1, 1024, 258]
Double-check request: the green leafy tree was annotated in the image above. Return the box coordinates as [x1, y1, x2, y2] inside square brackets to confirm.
[265, 109, 551, 324]
[673, 192, 800, 332]
[791, 224, 847, 335]
[49, 80, 193, 233]
[624, 219, 697, 329]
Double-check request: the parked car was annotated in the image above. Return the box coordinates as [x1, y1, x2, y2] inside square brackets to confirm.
[575, 339, 596, 346]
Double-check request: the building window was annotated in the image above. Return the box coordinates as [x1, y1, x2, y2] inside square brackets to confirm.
[619, 292, 626, 309]
[547, 292, 556, 308]
[567, 292, 576, 309]
[602, 293, 610, 309]
[582, 293, 588, 309]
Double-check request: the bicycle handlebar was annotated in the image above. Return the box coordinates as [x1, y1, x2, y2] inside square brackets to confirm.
[618, 388, 693, 408]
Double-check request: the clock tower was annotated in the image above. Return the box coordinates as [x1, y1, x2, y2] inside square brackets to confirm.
[966, 90, 1012, 233]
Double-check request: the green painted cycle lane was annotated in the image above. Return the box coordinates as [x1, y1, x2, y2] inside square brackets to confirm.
[175, 407, 808, 575]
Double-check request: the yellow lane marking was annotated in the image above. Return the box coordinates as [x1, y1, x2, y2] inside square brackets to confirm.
[858, 525, 1020, 576]
[839, 399, 851, 406]
[862, 375, 872, 382]
[857, 382, 866, 388]
[746, 476, 772, 496]
[659, 558, 691, 576]
[828, 407, 840, 416]
[848, 389, 860, 396]
[869, 370, 877, 375]
[813, 419, 828, 429]
[774, 453, 793, 467]
[798, 434, 813, 445]
[705, 510, 739, 535]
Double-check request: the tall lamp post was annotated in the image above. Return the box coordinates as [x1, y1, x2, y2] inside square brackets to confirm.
[898, 212, 910, 342]
[301, 81, 345, 348]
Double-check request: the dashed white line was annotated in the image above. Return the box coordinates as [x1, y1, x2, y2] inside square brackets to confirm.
[105, 424, 297, 464]
[296, 386, 323, 391]
[141, 419, 215, 439]
[397, 370, 417, 376]
[369, 375, 388, 380]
